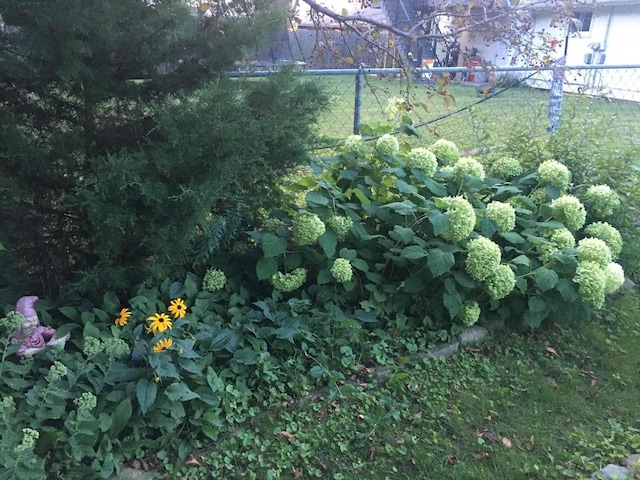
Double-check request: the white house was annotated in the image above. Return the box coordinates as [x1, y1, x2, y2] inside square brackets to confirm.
[457, 0, 640, 101]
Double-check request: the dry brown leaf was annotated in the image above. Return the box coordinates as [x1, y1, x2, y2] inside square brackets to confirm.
[185, 457, 201, 466]
[472, 451, 490, 460]
[546, 347, 559, 356]
[502, 437, 512, 448]
[278, 431, 295, 442]
[369, 446, 377, 461]
[314, 456, 327, 470]
[447, 454, 459, 464]
[293, 467, 301, 480]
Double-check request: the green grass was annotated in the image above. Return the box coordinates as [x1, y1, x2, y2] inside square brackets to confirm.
[311, 75, 640, 154]
[165, 292, 640, 479]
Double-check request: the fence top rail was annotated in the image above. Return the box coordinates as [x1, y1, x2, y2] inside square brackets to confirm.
[227, 64, 640, 77]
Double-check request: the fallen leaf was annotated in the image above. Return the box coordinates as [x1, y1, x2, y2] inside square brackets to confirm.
[369, 446, 377, 461]
[278, 431, 295, 442]
[472, 451, 490, 460]
[591, 378, 598, 386]
[314, 456, 327, 470]
[547, 377, 559, 388]
[502, 437, 512, 448]
[185, 457, 201, 466]
[396, 438, 405, 445]
[447, 454, 459, 464]
[293, 467, 300, 480]
[546, 347, 559, 356]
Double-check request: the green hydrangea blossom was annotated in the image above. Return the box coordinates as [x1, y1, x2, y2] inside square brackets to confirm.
[203, 268, 227, 292]
[537, 159, 570, 190]
[344, 134, 369, 157]
[47, 361, 68, 382]
[331, 258, 353, 283]
[466, 237, 502, 281]
[583, 184, 621, 218]
[484, 264, 516, 300]
[270, 268, 307, 292]
[385, 96, 406, 120]
[0, 311, 26, 331]
[1, 396, 16, 414]
[551, 195, 586, 231]
[405, 147, 438, 175]
[574, 261, 606, 309]
[584, 221, 623, 260]
[14, 428, 39, 454]
[292, 213, 326, 246]
[103, 337, 131, 358]
[538, 228, 576, 262]
[460, 301, 481, 327]
[74, 392, 97, 414]
[485, 201, 516, 233]
[375, 134, 400, 157]
[529, 188, 551, 205]
[577, 237, 612, 269]
[326, 215, 354, 241]
[454, 157, 486, 182]
[487, 156, 523, 179]
[83, 337, 104, 357]
[440, 196, 476, 242]
[429, 139, 460, 165]
[604, 262, 625, 294]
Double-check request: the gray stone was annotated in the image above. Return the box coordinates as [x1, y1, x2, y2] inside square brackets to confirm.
[458, 326, 489, 345]
[110, 467, 158, 480]
[427, 341, 459, 359]
[590, 464, 632, 480]
[621, 278, 637, 291]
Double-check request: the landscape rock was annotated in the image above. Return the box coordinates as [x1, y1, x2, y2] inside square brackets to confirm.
[427, 341, 459, 359]
[590, 464, 632, 480]
[458, 326, 489, 345]
[622, 453, 640, 468]
[109, 467, 158, 480]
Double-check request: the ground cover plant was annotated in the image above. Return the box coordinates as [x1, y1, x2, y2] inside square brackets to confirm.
[1, 119, 639, 478]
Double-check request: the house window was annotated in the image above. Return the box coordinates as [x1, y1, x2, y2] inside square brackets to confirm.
[570, 11, 593, 32]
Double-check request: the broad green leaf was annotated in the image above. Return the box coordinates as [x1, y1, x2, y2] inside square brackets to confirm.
[523, 310, 544, 328]
[395, 179, 418, 194]
[400, 245, 428, 260]
[210, 329, 233, 351]
[59, 307, 79, 321]
[339, 248, 357, 260]
[317, 268, 332, 285]
[233, 348, 260, 365]
[500, 232, 526, 244]
[480, 218, 498, 238]
[53, 323, 79, 340]
[428, 249, 455, 277]
[136, 379, 157, 415]
[110, 398, 132, 436]
[318, 230, 337, 258]
[402, 277, 426, 293]
[556, 278, 579, 302]
[306, 190, 329, 206]
[453, 271, 476, 288]
[390, 225, 415, 244]
[382, 200, 417, 215]
[309, 365, 324, 378]
[170, 281, 185, 299]
[165, 383, 200, 402]
[185, 273, 199, 298]
[545, 185, 562, 200]
[534, 267, 558, 292]
[443, 291, 463, 319]
[528, 296, 546, 313]
[103, 291, 119, 312]
[351, 258, 369, 272]
[429, 210, 450, 236]
[256, 256, 278, 280]
[510, 255, 531, 267]
[261, 233, 287, 258]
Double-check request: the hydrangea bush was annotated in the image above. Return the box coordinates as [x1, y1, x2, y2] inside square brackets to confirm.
[252, 125, 626, 332]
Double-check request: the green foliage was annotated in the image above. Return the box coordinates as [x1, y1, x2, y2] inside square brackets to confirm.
[0, 0, 327, 299]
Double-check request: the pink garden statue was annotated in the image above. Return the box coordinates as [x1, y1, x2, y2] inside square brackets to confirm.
[11, 296, 69, 358]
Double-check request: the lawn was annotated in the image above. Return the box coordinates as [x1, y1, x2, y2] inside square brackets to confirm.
[311, 74, 640, 154]
[165, 292, 640, 480]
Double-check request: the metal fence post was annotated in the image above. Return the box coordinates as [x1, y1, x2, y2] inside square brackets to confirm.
[548, 57, 566, 132]
[353, 68, 364, 134]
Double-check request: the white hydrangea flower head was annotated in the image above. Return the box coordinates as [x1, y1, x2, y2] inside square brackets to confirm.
[375, 134, 400, 157]
[460, 301, 481, 327]
[331, 258, 353, 283]
[440, 196, 476, 242]
[537, 159, 571, 190]
[529, 188, 551, 205]
[385, 96, 406, 120]
[484, 264, 516, 300]
[577, 237, 612, 269]
[429, 139, 460, 165]
[604, 262, 625, 294]
[454, 157, 486, 182]
[551, 195, 586, 231]
[292, 213, 326, 246]
[270, 268, 308, 292]
[485, 201, 516, 233]
[537, 228, 576, 262]
[583, 184, 621, 218]
[487, 156, 523, 179]
[203, 268, 227, 292]
[405, 147, 438, 176]
[574, 261, 606, 309]
[584, 222, 623, 260]
[326, 215, 354, 241]
[466, 236, 502, 281]
[343, 134, 369, 157]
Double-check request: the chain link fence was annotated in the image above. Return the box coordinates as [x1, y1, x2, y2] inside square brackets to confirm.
[236, 65, 640, 156]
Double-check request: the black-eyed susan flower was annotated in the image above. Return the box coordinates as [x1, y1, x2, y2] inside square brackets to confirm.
[153, 338, 173, 353]
[147, 313, 172, 334]
[115, 308, 131, 327]
[168, 298, 187, 319]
